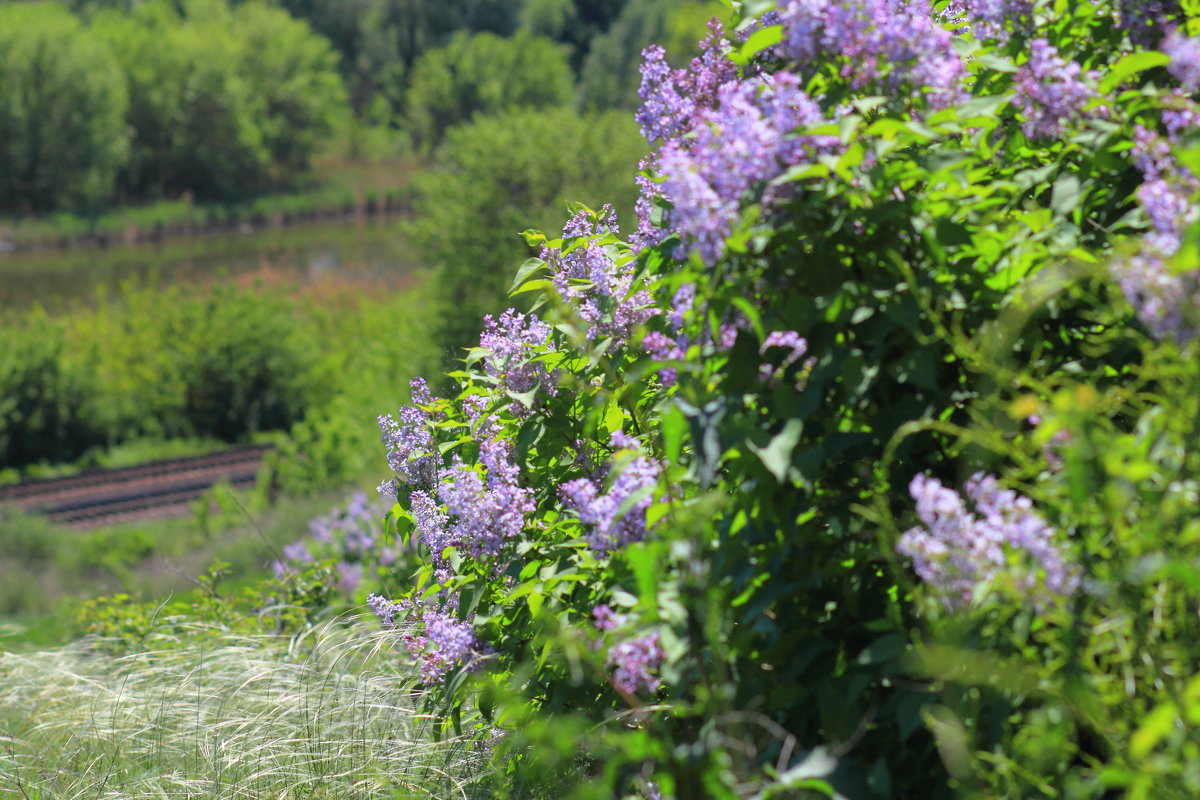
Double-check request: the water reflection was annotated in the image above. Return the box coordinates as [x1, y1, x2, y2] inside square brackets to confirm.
[0, 215, 420, 308]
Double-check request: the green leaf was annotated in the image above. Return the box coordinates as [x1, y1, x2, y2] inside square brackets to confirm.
[1100, 50, 1170, 93]
[509, 279, 555, 297]
[747, 418, 803, 483]
[730, 24, 783, 66]
[1050, 173, 1081, 217]
[508, 257, 547, 294]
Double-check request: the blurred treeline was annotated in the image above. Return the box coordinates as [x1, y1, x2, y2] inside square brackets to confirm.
[0, 279, 439, 481]
[0, 0, 721, 215]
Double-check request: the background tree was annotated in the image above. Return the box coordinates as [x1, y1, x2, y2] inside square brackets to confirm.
[404, 30, 574, 149]
[93, 0, 346, 201]
[0, 2, 129, 213]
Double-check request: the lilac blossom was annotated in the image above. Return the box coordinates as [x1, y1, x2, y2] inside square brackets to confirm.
[368, 593, 403, 628]
[778, 0, 966, 107]
[1118, 0, 1181, 46]
[437, 437, 535, 562]
[1111, 251, 1200, 343]
[274, 492, 396, 592]
[369, 595, 487, 685]
[633, 162, 670, 252]
[963, 0, 1031, 43]
[1013, 39, 1099, 139]
[547, 207, 657, 348]
[1113, 120, 1200, 343]
[758, 330, 809, 387]
[560, 432, 661, 555]
[593, 604, 624, 632]
[478, 310, 560, 416]
[1165, 30, 1200, 92]
[897, 473, 1079, 609]
[607, 632, 666, 695]
[378, 378, 440, 495]
[406, 607, 484, 685]
[658, 73, 839, 265]
[634, 21, 737, 144]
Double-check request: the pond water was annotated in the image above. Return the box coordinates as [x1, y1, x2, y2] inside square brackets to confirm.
[0, 214, 420, 309]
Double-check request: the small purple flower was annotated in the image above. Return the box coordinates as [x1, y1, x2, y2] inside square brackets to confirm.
[478, 310, 559, 415]
[560, 432, 661, 555]
[1013, 39, 1099, 139]
[405, 606, 487, 685]
[368, 593, 404, 628]
[1165, 30, 1200, 91]
[1111, 249, 1200, 343]
[779, 0, 966, 107]
[1117, 0, 1181, 46]
[592, 604, 624, 632]
[607, 632, 665, 695]
[658, 73, 838, 265]
[898, 473, 1079, 609]
[547, 208, 658, 348]
[963, 0, 1031, 43]
[758, 330, 809, 387]
[378, 379, 441, 494]
[437, 437, 535, 562]
[336, 562, 364, 594]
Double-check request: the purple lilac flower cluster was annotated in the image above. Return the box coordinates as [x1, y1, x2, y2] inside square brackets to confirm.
[758, 330, 810, 388]
[963, 0, 1032, 43]
[897, 473, 1079, 609]
[560, 432, 661, 555]
[377, 377, 440, 497]
[1164, 30, 1200, 92]
[591, 604, 665, 695]
[634, 22, 738, 144]
[435, 437, 535, 562]
[1112, 251, 1200, 342]
[368, 594, 486, 685]
[657, 73, 839, 265]
[608, 632, 666, 695]
[1013, 39, 1100, 139]
[545, 207, 657, 348]
[273, 492, 396, 594]
[1110, 121, 1200, 342]
[778, 0, 965, 107]
[634, 19, 842, 264]
[478, 310, 559, 416]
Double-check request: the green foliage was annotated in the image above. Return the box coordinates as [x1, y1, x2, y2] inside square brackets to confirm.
[0, 2, 129, 212]
[278, 0, 521, 119]
[92, 0, 347, 201]
[405, 30, 575, 148]
[406, 107, 643, 352]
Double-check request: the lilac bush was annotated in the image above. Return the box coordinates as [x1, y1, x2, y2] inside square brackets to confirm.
[357, 3, 1200, 794]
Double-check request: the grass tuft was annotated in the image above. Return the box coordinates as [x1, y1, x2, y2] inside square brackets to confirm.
[0, 618, 489, 799]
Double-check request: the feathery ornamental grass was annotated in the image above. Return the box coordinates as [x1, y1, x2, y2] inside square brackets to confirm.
[0, 619, 488, 799]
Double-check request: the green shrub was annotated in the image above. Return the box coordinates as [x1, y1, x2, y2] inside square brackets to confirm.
[404, 30, 574, 148]
[0, 3, 129, 212]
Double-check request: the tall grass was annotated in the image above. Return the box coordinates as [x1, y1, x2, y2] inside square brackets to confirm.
[0, 619, 489, 799]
